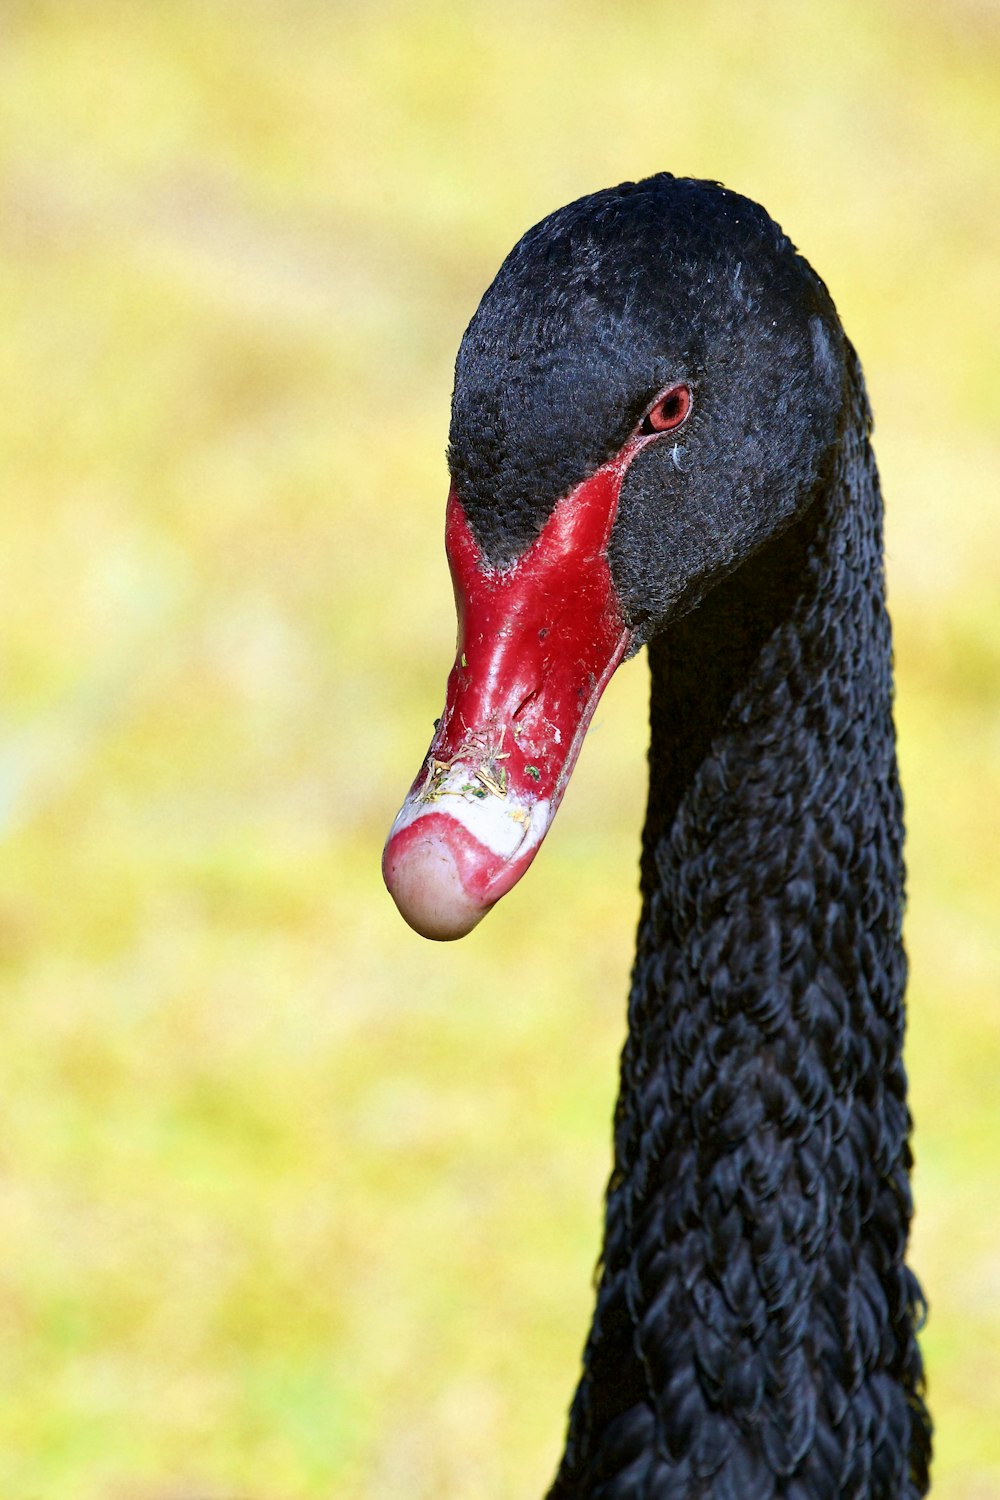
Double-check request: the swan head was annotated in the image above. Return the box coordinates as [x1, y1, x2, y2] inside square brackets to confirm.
[384, 174, 849, 939]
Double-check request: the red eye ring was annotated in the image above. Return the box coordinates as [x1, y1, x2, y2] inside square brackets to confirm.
[641, 382, 692, 435]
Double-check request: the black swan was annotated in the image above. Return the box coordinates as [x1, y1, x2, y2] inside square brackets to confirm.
[382, 174, 931, 1500]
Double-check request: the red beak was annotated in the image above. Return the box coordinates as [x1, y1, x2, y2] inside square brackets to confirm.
[383, 436, 650, 939]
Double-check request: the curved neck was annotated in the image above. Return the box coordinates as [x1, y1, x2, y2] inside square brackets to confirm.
[549, 375, 931, 1499]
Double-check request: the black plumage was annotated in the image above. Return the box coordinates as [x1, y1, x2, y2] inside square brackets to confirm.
[447, 174, 931, 1499]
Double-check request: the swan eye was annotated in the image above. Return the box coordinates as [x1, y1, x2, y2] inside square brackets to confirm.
[641, 383, 692, 435]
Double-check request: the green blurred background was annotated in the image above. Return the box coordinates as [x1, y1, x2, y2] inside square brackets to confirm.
[1, 2, 998, 1496]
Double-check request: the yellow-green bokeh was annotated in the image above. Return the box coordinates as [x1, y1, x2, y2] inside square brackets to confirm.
[1, 2, 997, 1496]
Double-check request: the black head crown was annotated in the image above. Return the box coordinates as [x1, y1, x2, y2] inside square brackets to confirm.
[448, 174, 848, 643]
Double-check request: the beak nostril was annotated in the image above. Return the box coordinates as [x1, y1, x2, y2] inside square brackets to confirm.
[512, 689, 538, 723]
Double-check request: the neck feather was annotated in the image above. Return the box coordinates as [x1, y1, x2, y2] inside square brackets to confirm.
[549, 368, 931, 1500]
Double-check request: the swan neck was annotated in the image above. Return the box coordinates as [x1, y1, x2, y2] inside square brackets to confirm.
[550, 384, 931, 1498]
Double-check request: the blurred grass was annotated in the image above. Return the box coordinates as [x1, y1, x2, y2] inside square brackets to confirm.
[0, 1, 998, 1496]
